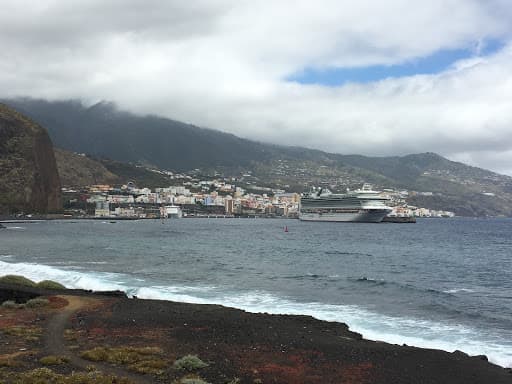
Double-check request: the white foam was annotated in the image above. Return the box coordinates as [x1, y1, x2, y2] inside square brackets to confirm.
[1, 260, 510, 368]
[0, 260, 125, 292]
[443, 288, 475, 294]
[135, 285, 512, 368]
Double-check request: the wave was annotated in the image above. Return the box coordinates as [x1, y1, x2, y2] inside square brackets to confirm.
[281, 272, 340, 280]
[443, 288, 475, 294]
[0, 260, 510, 368]
[324, 250, 372, 257]
[0, 260, 126, 292]
[354, 276, 387, 286]
[351, 276, 459, 299]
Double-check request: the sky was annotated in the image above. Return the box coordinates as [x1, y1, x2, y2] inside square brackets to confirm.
[1, 1, 512, 175]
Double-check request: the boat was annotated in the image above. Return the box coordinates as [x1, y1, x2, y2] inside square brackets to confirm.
[299, 184, 392, 222]
[382, 215, 416, 223]
[383, 206, 416, 223]
[165, 205, 183, 219]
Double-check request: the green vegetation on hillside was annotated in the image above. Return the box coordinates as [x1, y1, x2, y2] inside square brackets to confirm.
[54, 148, 119, 187]
[37, 280, 66, 289]
[99, 158, 173, 189]
[0, 275, 37, 287]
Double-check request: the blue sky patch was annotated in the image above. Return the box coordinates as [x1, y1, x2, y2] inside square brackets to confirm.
[288, 39, 504, 86]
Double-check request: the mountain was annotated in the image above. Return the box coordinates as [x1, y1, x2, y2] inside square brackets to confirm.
[2, 98, 271, 171]
[54, 148, 120, 187]
[3, 98, 512, 216]
[0, 103, 61, 214]
[55, 148, 176, 189]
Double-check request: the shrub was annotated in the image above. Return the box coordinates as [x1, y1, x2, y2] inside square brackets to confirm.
[80, 347, 109, 362]
[81, 346, 168, 373]
[0, 275, 36, 287]
[1, 300, 18, 309]
[40, 355, 70, 366]
[180, 378, 210, 384]
[173, 355, 208, 371]
[26, 298, 50, 308]
[2, 326, 42, 340]
[11, 367, 133, 384]
[129, 359, 167, 375]
[36, 280, 66, 289]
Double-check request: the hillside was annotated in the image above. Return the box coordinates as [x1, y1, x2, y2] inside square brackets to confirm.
[0, 103, 61, 214]
[54, 148, 119, 187]
[3, 98, 271, 170]
[3, 98, 512, 216]
[55, 148, 175, 189]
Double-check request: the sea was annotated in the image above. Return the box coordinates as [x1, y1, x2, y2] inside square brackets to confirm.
[0, 218, 511, 368]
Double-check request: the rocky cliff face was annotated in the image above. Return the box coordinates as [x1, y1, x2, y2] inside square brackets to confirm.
[0, 103, 61, 214]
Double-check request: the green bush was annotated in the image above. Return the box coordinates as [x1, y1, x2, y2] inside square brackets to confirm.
[26, 298, 50, 308]
[173, 355, 208, 371]
[81, 346, 167, 374]
[129, 359, 167, 375]
[37, 280, 66, 289]
[1, 300, 18, 309]
[0, 275, 36, 287]
[81, 346, 163, 364]
[2, 326, 42, 340]
[8, 367, 133, 383]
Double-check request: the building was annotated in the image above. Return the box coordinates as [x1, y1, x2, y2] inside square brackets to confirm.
[95, 201, 110, 217]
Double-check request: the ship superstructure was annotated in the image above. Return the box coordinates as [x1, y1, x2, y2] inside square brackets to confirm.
[299, 184, 392, 222]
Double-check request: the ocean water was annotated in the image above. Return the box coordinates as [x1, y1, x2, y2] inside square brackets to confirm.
[0, 218, 511, 367]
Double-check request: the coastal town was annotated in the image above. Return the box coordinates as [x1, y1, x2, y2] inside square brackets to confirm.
[61, 171, 455, 219]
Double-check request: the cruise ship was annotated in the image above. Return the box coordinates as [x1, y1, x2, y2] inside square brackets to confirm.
[299, 184, 392, 222]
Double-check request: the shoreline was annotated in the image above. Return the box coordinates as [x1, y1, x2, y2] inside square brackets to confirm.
[1, 258, 511, 370]
[1, 282, 511, 383]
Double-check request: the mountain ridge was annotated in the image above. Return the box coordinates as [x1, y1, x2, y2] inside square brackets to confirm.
[3, 98, 512, 216]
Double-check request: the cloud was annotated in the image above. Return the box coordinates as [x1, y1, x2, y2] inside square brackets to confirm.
[1, 0, 512, 174]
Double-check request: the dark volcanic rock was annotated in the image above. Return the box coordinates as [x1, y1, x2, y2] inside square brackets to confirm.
[0, 103, 61, 214]
[0, 284, 510, 383]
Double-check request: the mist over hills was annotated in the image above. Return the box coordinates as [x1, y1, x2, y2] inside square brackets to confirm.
[3, 98, 272, 170]
[3, 98, 512, 216]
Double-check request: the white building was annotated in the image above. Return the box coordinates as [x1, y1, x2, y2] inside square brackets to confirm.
[95, 201, 110, 217]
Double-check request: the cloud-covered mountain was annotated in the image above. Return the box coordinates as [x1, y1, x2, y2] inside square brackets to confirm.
[5, 98, 272, 170]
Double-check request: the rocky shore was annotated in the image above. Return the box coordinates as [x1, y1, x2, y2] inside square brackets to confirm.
[0, 283, 511, 383]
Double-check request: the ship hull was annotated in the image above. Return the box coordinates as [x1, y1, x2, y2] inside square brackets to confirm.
[299, 210, 389, 223]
